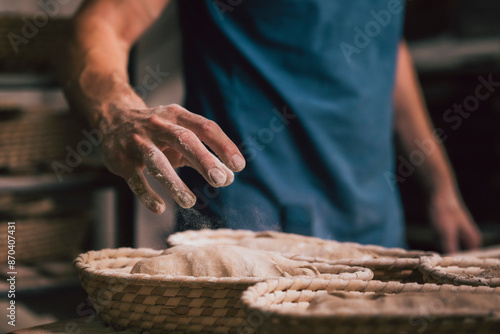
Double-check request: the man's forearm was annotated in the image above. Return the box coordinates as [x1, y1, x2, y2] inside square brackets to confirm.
[393, 41, 481, 252]
[393, 41, 456, 198]
[56, 0, 168, 128]
[59, 25, 136, 129]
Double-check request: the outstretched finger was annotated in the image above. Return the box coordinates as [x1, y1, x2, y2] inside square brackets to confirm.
[144, 146, 197, 208]
[150, 116, 231, 188]
[125, 171, 166, 214]
[210, 151, 234, 187]
[175, 109, 246, 172]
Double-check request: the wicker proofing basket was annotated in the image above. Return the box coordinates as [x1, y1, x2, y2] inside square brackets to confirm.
[167, 229, 433, 282]
[0, 108, 87, 175]
[74, 248, 374, 334]
[0, 211, 89, 262]
[241, 277, 500, 334]
[419, 254, 500, 287]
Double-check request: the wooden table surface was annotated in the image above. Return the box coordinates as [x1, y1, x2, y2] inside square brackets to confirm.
[9, 317, 136, 334]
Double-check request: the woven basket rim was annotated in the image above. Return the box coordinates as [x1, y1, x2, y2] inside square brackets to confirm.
[421, 254, 500, 267]
[419, 254, 500, 287]
[241, 277, 500, 320]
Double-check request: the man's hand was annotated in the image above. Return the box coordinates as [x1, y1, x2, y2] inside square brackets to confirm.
[427, 192, 482, 254]
[57, 0, 246, 214]
[100, 100, 246, 214]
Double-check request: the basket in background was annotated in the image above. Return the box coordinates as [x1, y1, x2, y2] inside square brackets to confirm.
[0, 106, 93, 175]
[0, 194, 90, 263]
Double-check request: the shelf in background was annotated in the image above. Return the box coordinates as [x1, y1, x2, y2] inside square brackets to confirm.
[0, 169, 110, 194]
[409, 35, 500, 74]
[0, 74, 59, 90]
[0, 260, 80, 297]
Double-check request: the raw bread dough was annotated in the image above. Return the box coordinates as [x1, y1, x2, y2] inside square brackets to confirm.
[307, 291, 500, 315]
[236, 231, 376, 260]
[130, 244, 320, 278]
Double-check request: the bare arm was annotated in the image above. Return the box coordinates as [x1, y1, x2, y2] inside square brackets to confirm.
[59, 0, 168, 126]
[393, 41, 482, 253]
[57, 0, 246, 213]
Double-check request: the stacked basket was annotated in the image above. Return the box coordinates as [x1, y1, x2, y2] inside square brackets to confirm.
[0, 195, 90, 262]
[0, 107, 87, 175]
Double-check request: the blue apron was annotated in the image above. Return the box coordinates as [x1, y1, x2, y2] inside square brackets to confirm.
[177, 0, 407, 247]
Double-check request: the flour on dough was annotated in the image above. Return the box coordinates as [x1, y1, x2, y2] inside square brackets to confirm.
[236, 231, 376, 260]
[131, 244, 320, 278]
